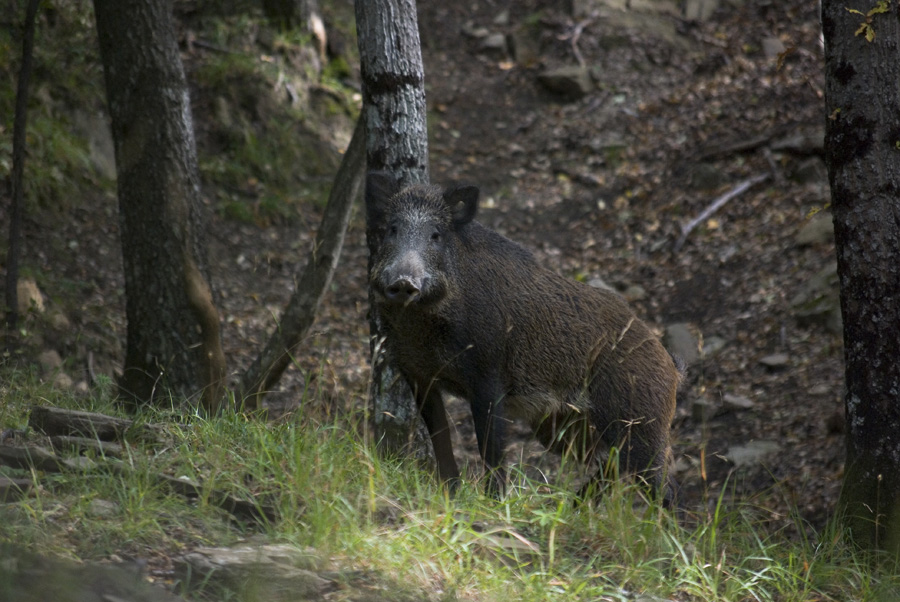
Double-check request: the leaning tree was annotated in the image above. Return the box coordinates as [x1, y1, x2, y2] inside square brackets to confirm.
[822, 0, 900, 556]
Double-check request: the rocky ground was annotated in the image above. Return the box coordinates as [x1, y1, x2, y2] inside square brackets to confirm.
[10, 0, 843, 536]
[419, 0, 841, 532]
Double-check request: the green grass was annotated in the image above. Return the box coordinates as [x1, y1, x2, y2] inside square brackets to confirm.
[1, 368, 898, 601]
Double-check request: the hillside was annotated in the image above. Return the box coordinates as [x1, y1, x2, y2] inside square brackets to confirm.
[3, 0, 838, 543]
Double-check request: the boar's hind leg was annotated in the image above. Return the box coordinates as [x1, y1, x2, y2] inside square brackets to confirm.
[419, 387, 461, 488]
[533, 412, 599, 463]
[470, 380, 508, 497]
[590, 419, 673, 506]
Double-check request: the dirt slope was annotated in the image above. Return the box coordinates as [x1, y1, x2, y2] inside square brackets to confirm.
[10, 0, 841, 532]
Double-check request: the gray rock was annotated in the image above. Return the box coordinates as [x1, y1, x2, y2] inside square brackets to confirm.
[47, 310, 71, 331]
[795, 212, 833, 246]
[761, 36, 785, 59]
[175, 544, 332, 601]
[718, 244, 738, 263]
[52, 372, 75, 390]
[808, 383, 832, 397]
[570, 0, 681, 16]
[722, 393, 754, 412]
[88, 498, 119, 517]
[758, 353, 790, 369]
[0, 477, 32, 502]
[17, 278, 44, 314]
[701, 336, 727, 357]
[664, 323, 699, 366]
[0, 543, 186, 602]
[672, 456, 692, 475]
[683, 0, 720, 20]
[588, 134, 629, 154]
[791, 263, 842, 334]
[537, 66, 593, 99]
[38, 349, 63, 374]
[480, 33, 509, 58]
[508, 28, 541, 67]
[726, 440, 781, 468]
[623, 285, 647, 302]
[587, 276, 616, 292]
[461, 22, 490, 39]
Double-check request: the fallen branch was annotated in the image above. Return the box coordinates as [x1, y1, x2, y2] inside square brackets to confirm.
[49, 435, 125, 458]
[4, 406, 278, 524]
[696, 131, 779, 162]
[568, 17, 594, 68]
[695, 126, 823, 163]
[0, 476, 32, 502]
[674, 173, 770, 252]
[108, 463, 279, 525]
[28, 405, 162, 442]
[0, 444, 82, 472]
[0, 444, 277, 525]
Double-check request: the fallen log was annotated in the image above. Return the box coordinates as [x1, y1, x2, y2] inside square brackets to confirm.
[28, 405, 164, 443]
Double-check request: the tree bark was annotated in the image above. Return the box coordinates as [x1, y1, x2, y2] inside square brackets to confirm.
[238, 115, 366, 410]
[94, 0, 226, 413]
[4, 0, 40, 336]
[823, 0, 900, 557]
[355, 0, 432, 457]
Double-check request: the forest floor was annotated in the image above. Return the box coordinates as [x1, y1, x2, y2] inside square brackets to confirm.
[217, 0, 840, 533]
[12, 0, 843, 537]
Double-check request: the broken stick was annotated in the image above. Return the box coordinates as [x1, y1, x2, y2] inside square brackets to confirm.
[674, 173, 770, 252]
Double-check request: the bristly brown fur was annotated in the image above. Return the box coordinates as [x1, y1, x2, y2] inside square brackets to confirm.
[366, 171, 680, 505]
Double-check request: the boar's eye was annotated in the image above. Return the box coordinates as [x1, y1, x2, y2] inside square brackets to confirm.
[430, 230, 441, 242]
[388, 224, 398, 237]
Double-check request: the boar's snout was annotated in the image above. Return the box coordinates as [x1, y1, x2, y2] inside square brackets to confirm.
[385, 277, 421, 304]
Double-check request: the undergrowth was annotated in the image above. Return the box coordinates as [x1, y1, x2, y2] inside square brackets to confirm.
[0, 368, 898, 601]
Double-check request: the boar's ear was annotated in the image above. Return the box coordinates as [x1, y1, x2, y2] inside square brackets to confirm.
[365, 171, 400, 227]
[443, 185, 479, 228]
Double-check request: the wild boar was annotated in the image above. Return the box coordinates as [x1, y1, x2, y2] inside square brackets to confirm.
[366, 171, 680, 504]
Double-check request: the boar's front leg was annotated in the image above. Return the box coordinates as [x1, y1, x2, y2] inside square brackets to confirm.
[470, 379, 507, 497]
[418, 387, 461, 489]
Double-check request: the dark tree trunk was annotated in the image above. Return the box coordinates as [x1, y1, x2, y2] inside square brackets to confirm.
[4, 0, 40, 336]
[355, 0, 432, 457]
[94, 0, 226, 413]
[823, 0, 900, 556]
